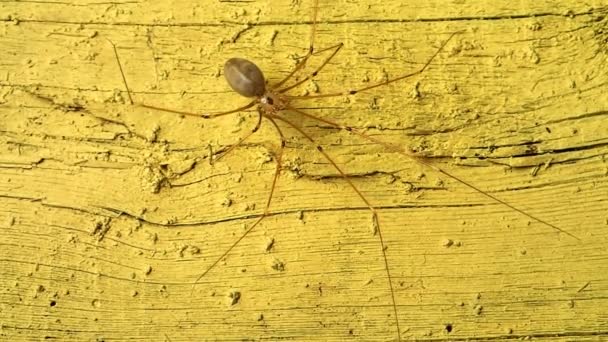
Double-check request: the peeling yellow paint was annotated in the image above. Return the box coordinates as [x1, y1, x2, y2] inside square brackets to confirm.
[1, 0, 608, 341]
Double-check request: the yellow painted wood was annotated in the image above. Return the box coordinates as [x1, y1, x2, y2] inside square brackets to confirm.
[1, 0, 607, 341]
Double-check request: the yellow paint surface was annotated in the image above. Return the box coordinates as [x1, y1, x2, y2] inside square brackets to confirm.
[1, 0, 607, 341]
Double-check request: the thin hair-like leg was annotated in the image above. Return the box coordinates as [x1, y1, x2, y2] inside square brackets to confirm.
[286, 105, 580, 240]
[272, 0, 323, 89]
[285, 31, 461, 100]
[267, 113, 402, 342]
[309, 0, 319, 54]
[139, 101, 256, 119]
[106, 38, 258, 118]
[107, 38, 263, 167]
[107, 38, 134, 105]
[277, 43, 343, 94]
[191, 116, 287, 290]
[211, 112, 263, 164]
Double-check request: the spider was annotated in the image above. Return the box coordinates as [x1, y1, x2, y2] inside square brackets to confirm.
[106, 1, 578, 339]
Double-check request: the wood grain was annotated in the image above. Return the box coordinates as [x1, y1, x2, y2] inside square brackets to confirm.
[1, 0, 607, 341]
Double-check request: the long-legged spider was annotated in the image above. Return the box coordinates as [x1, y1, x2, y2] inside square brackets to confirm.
[108, 1, 578, 339]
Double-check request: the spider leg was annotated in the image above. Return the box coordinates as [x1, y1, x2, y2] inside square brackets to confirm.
[286, 105, 579, 240]
[267, 113, 402, 341]
[286, 31, 461, 100]
[190, 115, 287, 291]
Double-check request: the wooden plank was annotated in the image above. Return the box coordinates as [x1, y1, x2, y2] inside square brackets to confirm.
[1, 0, 607, 341]
[1, 1, 605, 23]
